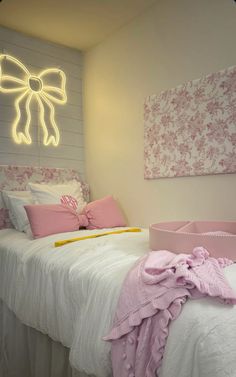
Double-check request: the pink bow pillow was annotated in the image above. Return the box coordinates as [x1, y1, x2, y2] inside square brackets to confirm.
[25, 196, 126, 238]
[84, 195, 126, 230]
[25, 204, 88, 238]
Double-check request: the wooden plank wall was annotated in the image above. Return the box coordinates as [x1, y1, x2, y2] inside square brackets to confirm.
[0, 26, 85, 176]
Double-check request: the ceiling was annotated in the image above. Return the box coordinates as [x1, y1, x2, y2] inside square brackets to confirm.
[0, 0, 157, 51]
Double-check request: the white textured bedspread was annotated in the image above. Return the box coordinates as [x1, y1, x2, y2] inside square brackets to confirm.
[1, 228, 236, 377]
[0, 228, 148, 377]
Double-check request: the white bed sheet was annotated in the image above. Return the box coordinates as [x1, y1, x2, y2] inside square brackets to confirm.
[1, 228, 236, 377]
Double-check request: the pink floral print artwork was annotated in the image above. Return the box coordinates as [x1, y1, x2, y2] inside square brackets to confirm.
[144, 66, 236, 179]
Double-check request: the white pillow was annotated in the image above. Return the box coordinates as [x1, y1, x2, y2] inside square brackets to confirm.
[28, 181, 86, 213]
[2, 191, 33, 232]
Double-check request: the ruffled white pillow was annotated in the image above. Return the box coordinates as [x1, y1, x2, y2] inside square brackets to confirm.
[28, 181, 86, 213]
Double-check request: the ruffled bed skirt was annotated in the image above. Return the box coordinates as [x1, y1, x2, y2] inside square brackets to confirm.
[0, 299, 93, 377]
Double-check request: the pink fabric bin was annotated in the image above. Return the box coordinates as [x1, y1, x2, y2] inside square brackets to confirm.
[149, 221, 236, 260]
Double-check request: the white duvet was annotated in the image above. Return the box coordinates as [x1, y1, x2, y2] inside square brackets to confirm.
[0, 228, 236, 377]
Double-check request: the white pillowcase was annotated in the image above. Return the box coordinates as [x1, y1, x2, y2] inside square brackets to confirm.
[28, 181, 86, 213]
[2, 191, 33, 232]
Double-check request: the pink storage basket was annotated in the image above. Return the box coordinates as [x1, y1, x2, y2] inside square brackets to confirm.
[149, 221, 236, 260]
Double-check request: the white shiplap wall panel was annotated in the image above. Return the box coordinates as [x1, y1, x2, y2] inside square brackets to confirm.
[39, 145, 84, 161]
[0, 140, 40, 155]
[0, 106, 84, 133]
[0, 123, 83, 147]
[0, 139, 84, 160]
[0, 122, 39, 139]
[0, 27, 82, 64]
[0, 153, 40, 166]
[0, 88, 82, 107]
[0, 96, 83, 119]
[0, 40, 83, 79]
[0, 26, 84, 175]
[39, 157, 85, 172]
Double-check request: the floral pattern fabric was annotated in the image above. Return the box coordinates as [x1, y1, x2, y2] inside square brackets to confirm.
[144, 65, 236, 179]
[0, 165, 89, 229]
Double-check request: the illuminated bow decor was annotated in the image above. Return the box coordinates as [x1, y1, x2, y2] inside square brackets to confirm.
[0, 54, 67, 146]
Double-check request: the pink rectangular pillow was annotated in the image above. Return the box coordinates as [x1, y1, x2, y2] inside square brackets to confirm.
[84, 196, 126, 230]
[24, 204, 87, 238]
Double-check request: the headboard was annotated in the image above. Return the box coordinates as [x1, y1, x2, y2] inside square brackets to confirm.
[0, 165, 89, 229]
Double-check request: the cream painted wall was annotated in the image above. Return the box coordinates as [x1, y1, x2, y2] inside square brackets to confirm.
[84, 0, 236, 227]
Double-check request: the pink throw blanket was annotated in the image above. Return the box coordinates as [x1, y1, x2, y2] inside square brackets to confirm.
[104, 247, 236, 377]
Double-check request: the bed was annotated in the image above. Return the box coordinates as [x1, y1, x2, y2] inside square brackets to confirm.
[1, 165, 236, 377]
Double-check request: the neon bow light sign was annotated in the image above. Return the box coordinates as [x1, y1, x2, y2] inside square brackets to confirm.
[0, 54, 67, 146]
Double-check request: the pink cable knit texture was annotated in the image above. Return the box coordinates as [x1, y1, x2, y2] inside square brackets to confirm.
[105, 247, 236, 377]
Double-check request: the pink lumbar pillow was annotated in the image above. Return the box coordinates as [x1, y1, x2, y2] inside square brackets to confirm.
[24, 204, 88, 238]
[84, 196, 126, 230]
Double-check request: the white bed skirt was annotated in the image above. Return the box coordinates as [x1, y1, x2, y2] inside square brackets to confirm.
[0, 299, 93, 377]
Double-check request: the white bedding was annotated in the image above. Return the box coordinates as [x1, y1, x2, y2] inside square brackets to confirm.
[160, 287, 236, 377]
[0, 228, 236, 377]
[0, 228, 148, 376]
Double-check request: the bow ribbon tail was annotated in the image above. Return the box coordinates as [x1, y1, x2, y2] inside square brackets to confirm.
[12, 90, 33, 145]
[36, 93, 60, 146]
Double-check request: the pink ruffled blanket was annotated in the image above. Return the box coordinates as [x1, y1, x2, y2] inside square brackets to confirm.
[105, 247, 236, 377]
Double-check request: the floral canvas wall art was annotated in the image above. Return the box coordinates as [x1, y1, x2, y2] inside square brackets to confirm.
[144, 66, 236, 179]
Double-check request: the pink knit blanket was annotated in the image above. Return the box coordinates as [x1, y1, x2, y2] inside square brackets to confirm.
[105, 247, 236, 377]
